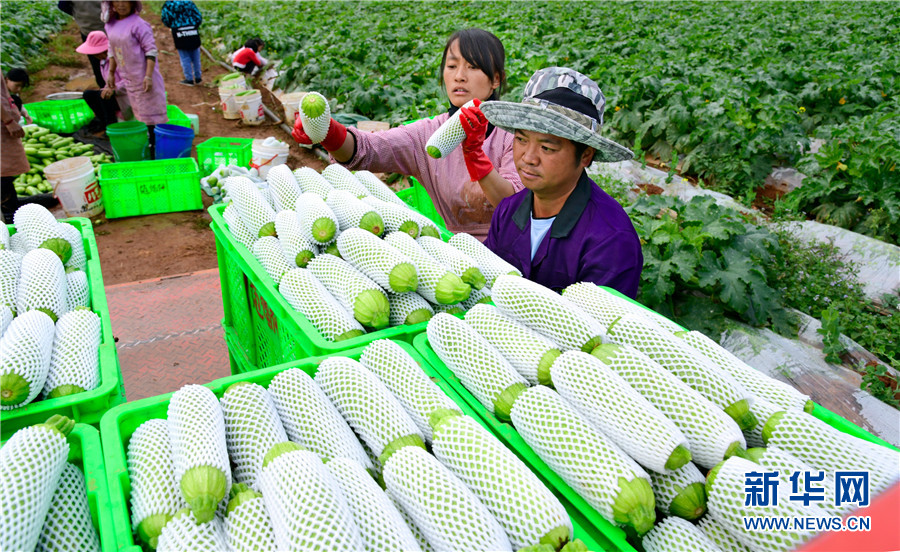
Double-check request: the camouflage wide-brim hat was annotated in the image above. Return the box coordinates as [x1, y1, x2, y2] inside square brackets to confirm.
[480, 67, 633, 163]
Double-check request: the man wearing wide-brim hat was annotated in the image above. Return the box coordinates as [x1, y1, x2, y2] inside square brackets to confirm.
[479, 67, 643, 297]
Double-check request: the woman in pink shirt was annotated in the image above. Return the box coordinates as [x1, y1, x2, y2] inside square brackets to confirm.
[292, 28, 523, 240]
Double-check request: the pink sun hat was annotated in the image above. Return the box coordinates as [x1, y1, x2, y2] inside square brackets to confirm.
[76, 31, 109, 55]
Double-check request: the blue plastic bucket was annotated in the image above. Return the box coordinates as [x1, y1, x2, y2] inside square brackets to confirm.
[154, 123, 195, 160]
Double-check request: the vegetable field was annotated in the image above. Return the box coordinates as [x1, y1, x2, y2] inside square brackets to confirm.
[0, 0, 68, 71]
[203, 0, 899, 241]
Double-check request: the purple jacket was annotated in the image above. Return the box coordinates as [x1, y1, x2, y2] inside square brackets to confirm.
[485, 171, 643, 297]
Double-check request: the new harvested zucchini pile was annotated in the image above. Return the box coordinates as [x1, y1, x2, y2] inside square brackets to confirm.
[16, 125, 112, 199]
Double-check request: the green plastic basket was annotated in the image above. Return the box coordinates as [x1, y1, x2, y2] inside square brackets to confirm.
[25, 99, 95, 134]
[209, 203, 456, 374]
[196, 136, 253, 176]
[100, 341, 608, 552]
[395, 177, 448, 231]
[1, 218, 125, 440]
[99, 158, 202, 218]
[1, 423, 118, 552]
[165, 104, 192, 128]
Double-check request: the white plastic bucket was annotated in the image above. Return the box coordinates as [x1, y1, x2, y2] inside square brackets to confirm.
[236, 90, 265, 125]
[219, 87, 241, 119]
[251, 138, 289, 179]
[280, 91, 307, 123]
[219, 73, 247, 90]
[44, 157, 103, 218]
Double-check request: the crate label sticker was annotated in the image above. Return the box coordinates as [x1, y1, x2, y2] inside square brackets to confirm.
[250, 284, 278, 332]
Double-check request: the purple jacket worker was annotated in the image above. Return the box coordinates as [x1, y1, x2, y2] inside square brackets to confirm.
[481, 67, 643, 296]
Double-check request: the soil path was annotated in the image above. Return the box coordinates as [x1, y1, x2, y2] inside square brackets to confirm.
[26, 12, 325, 284]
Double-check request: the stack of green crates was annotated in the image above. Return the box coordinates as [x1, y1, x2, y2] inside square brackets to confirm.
[25, 99, 95, 134]
[196, 136, 253, 176]
[99, 158, 202, 218]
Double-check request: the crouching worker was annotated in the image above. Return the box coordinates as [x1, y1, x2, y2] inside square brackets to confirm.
[479, 67, 643, 297]
[76, 31, 131, 132]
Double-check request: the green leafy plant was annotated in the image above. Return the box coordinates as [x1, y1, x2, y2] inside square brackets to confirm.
[0, 1, 69, 72]
[860, 364, 899, 408]
[817, 305, 845, 364]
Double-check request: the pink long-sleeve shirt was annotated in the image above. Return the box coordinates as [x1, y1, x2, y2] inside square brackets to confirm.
[339, 115, 523, 240]
[106, 13, 167, 125]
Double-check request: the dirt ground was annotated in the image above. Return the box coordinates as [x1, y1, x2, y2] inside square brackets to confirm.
[25, 12, 326, 285]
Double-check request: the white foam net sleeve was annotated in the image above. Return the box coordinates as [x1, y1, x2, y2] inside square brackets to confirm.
[307, 253, 388, 323]
[642, 516, 723, 552]
[606, 313, 750, 410]
[0, 423, 70, 552]
[336, 228, 416, 292]
[65, 269, 91, 310]
[322, 163, 371, 198]
[388, 292, 433, 326]
[252, 235, 293, 286]
[384, 446, 512, 552]
[407, 209, 442, 239]
[426, 313, 528, 415]
[563, 282, 684, 334]
[0, 305, 13, 335]
[360, 339, 460, 444]
[766, 409, 900, 495]
[223, 202, 258, 252]
[42, 309, 101, 398]
[12, 203, 62, 252]
[385, 231, 466, 305]
[258, 449, 366, 550]
[274, 210, 318, 268]
[35, 462, 101, 552]
[127, 419, 186, 532]
[0, 249, 22, 311]
[492, 274, 606, 353]
[432, 414, 572, 549]
[418, 235, 484, 287]
[363, 195, 420, 237]
[221, 382, 289, 489]
[551, 350, 688, 474]
[355, 170, 407, 206]
[229, 177, 277, 237]
[278, 268, 364, 341]
[0, 309, 55, 409]
[697, 515, 751, 552]
[167, 385, 233, 511]
[432, 302, 463, 315]
[650, 462, 705, 516]
[388, 492, 434, 552]
[16, 248, 68, 321]
[327, 188, 382, 232]
[266, 164, 302, 212]
[156, 510, 228, 552]
[224, 492, 278, 552]
[293, 167, 334, 199]
[57, 222, 86, 271]
[680, 330, 811, 411]
[745, 397, 781, 449]
[0, 222, 8, 249]
[708, 457, 817, 552]
[9, 231, 27, 254]
[295, 191, 340, 246]
[448, 232, 521, 287]
[460, 286, 490, 310]
[425, 102, 470, 158]
[315, 356, 424, 460]
[267, 367, 372, 470]
[591, 343, 745, 469]
[326, 457, 422, 551]
[509, 386, 650, 526]
[756, 445, 843, 517]
[465, 303, 560, 385]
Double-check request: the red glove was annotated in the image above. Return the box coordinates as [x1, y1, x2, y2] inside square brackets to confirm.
[459, 98, 494, 182]
[292, 116, 348, 152]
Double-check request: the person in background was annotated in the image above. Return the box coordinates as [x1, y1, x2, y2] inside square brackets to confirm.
[1, 77, 30, 223]
[102, 1, 166, 155]
[58, 1, 106, 88]
[479, 67, 643, 296]
[291, 28, 522, 240]
[4, 69, 32, 124]
[76, 31, 130, 134]
[231, 38, 267, 76]
[160, 0, 203, 86]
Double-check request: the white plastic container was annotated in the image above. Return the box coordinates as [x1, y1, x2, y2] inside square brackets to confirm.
[186, 113, 200, 134]
[44, 157, 103, 217]
[280, 91, 308, 124]
[236, 89, 265, 125]
[251, 137, 289, 179]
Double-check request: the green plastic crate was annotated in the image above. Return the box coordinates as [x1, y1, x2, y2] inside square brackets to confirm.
[100, 342, 609, 552]
[99, 158, 202, 218]
[1, 423, 118, 552]
[195, 136, 253, 177]
[1, 218, 125, 440]
[25, 99, 95, 134]
[395, 177, 448, 231]
[165, 104, 191, 128]
[210, 203, 456, 374]
[412, 333, 898, 552]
